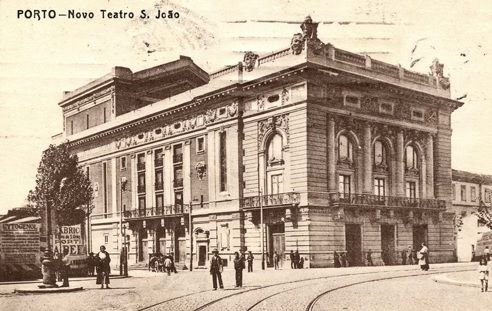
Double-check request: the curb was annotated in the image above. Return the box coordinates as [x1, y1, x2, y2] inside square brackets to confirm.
[432, 274, 479, 288]
[0, 275, 129, 286]
[14, 286, 84, 294]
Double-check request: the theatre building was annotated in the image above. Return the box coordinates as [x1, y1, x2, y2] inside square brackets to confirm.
[55, 18, 463, 269]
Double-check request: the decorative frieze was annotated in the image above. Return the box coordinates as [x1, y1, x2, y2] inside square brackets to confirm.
[114, 101, 239, 151]
[258, 114, 289, 148]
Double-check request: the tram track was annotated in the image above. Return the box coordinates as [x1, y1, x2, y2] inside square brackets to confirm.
[135, 265, 473, 311]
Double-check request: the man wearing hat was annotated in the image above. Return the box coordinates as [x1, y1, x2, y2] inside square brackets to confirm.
[210, 249, 224, 290]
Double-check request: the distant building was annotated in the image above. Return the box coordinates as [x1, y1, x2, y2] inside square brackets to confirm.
[55, 17, 463, 269]
[451, 169, 492, 261]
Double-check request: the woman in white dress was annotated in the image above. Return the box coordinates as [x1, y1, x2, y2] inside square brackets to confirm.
[478, 258, 489, 292]
[418, 243, 429, 271]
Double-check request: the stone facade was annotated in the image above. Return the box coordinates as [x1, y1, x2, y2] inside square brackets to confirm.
[57, 18, 463, 269]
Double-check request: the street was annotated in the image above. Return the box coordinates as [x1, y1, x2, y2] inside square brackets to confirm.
[0, 263, 490, 311]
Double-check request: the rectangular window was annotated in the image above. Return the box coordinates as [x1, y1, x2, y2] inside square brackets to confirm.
[86, 114, 90, 129]
[471, 186, 477, 202]
[154, 148, 163, 167]
[197, 137, 205, 153]
[461, 185, 467, 201]
[486, 190, 492, 203]
[175, 191, 183, 213]
[338, 175, 351, 198]
[452, 184, 456, 200]
[120, 156, 127, 170]
[70, 120, 74, 135]
[270, 174, 284, 195]
[406, 181, 416, 199]
[219, 131, 227, 192]
[343, 94, 361, 108]
[411, 108, 425, 121]
[173, 144, 183, 163]
[138, 173, 146, 193]
[374, 178, 385, 197]
[156, 194, 164, 208]
[138, 196, 146, 210]
[103, 107, 107, 123]
[137, 153, 145, 171]
[379, 101, 394, 115]
[174, 166, 183, 188]
[155, 169, 163, 190]
[86, 166, 90, 177]
[103, 162, 108, 216]
[104, 234, 109, 244]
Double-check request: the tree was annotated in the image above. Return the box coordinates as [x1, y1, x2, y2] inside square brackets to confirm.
[475, 200, 492, 230]
[27, 143, 94, 227]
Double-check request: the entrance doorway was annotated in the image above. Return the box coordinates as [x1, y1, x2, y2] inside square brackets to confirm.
[156, 226, 166, 255]
[138, 229, 148, 262]
[345, 224, 362, 266]
[267, 223, 285, 267]
[413, 224, 428, 251]
[381, 224, 396, 265]
[174, 225, 186, 262]
[198, 245, 207, 266]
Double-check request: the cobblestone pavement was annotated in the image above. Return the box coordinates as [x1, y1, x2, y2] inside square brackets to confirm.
[0, 263, 481, 311]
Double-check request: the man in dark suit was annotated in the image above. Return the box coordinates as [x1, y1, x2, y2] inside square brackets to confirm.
[210, 249, 223, 290]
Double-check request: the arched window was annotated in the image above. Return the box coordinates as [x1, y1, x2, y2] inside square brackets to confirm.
[338, 134, 353, 162]
[405, 145, 418, 170]
[373, 140, 387, 166]
[267, 133, 283, 165]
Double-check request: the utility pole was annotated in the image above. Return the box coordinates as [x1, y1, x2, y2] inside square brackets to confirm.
[189, 201, 193, 271]
[120, 177, 128, 276]
[260, 189, 265, 270]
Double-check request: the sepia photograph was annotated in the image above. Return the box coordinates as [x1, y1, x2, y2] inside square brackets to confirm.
[0, 0, 491, 310]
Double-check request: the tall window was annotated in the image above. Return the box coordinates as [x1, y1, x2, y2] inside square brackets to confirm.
[485, 189, 492, 203]
[338, 175, 351, 198]
[70, 120, 74, 135]
[267, 134, 283, 165]
[154, 148, 163, 167]
[155, 169, 163, 190]
[86, 114, 90, 129]
[338, 134, 353, 162]
[452, 184, 456, 200]
[270, 174, 284, 195]
[174, 167, 183, 188]
[120, 156, 127, 170]
[103, 107, 107, 123]
[103, 162, 108, 216]
[138, 173, 146, 193]
[156, 194, 164, 209]
[374, 178, 385, 197]
[173, 144, 183, 163]
[405, 145, 418, 170]
[219, 131, 227, 192]
[137, 153, 145, 171]
[471, 186, 477, 202]
[460, 185, 467, 201]
[406, 181, 417, 199]
[138, 196, 146, 210]
[374, 141, 386, 166]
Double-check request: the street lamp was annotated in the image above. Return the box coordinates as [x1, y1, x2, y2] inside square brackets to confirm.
[119, 177, 128, 277]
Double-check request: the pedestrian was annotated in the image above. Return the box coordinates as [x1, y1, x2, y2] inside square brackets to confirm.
[294, 250, 300, 269]
[53, 250, 62, 282]
[334, 251, 341, 268]
[247, 251, 254, 272]
[478, 258, 489, 292]
[233, 251, 245, 287]
[290, 250, 295, 269]
[299, 257, 304, 269]
[96, 245, 111, 289]
[485, 246, 490, 261]
[273, 250, 279, 270]
[87, 252, 95, 276]
[164, 255, 172, 276]
[210, 249, 224, 290]
[407, 246, 414, 265]
[366, 249, 374, 266]
[401, 248, 407, 265]
[170, 253, 178, 273]
[340, 252, 347, 267]
[60, 248, 70, 287]
[418, 243, 429, 271]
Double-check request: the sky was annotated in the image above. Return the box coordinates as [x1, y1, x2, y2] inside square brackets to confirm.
[0, 0, 491, 214]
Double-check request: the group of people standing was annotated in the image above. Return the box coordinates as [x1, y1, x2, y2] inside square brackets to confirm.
[333, 251, 349, 267]
[149, 253, 177, 276]
[289, 250, 304, 269]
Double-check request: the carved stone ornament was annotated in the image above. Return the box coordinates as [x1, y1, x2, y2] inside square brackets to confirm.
[243, 52, 259, 72]
[424, 109, 438, 125]
[228, 101, 238, 117]
[290, 33, 304, 55]
[361, 96, 379, 113]
[300, 15, 318, 40]
[281, 88, 289, 105]
[429, 58, 450, 90]
[371, 123, 396, 141]
[205, 108, 217, 124]
[195, 161, 207, 180]
[258, 114, 289, 148]
[335, 116, 362, 137]
[257, 95, 265, 111]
